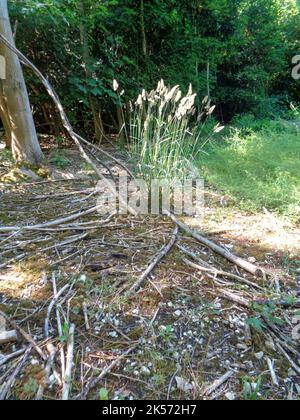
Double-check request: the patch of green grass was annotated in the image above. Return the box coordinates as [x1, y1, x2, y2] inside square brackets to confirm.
[197, 122, 300, 220]
[0, 148, 13, 163]
[49, 152, 71, 169]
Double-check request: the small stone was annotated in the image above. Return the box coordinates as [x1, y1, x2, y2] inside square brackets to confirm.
[248, 257, 257, 263]
[175, 376, 194, 392]
[140, 366, 151, 376]
[174, 310, 182, 317]
[225, 392, 236, 401]
[108, 331, 118, 338]
[255, 351, 264, 360]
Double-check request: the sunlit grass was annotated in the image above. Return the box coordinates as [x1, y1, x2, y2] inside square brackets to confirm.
[197, 123, 300, 220]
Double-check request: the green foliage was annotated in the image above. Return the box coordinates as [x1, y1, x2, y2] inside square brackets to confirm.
[0, 148, 13, 164]
[197, 120, 300, 220]
[247, 302, 285, 332]
[7, 0, 300, 136]
[49, 153, 71, 169]
[243, 377, 262, 401]
[99, 388, 109, 400]
[22, 378, 39, 398]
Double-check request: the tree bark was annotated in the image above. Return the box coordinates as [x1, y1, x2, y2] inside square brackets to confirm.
[0, 0, 43, 164]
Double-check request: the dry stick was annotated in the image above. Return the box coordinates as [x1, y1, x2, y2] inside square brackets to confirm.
[82, 302, 90, 331]
[166, 211, 260, 276]
[79, 344, 138, 400]
[44, 283, 70, 339]
[62, 323, 75, 401]
[266, 358, 279, 387]
[0, 348, 26, 367]
[209, 289, 251, 308]
[0, 347, 31, 400]
[52, 274, 66, 380]
[29, 188, 95, 201]
[0, 34, 136, 216]
[182, 258, 263, 290]
[203, 371, 235, 397]
[0, 311, 47, 361]
[0, 205, 102, 233]
[41, 232, 90, 253]
[35, 344, 57, 400]
[127, 226, 179, 294]
[0, 330, 18, 345]
[275, 342, 300, 375]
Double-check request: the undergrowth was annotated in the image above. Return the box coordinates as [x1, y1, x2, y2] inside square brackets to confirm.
[197, 118, 300, 221]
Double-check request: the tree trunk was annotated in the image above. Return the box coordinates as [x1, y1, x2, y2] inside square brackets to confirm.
[0, 0, 43, 165]
[79, 0, 104, 143]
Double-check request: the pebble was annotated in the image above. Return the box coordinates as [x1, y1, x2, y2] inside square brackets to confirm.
[174, 310, 182, 317]
[255, 351, 264, 360]
[225, 392, 236, 401]
[140, 366, 151, 376]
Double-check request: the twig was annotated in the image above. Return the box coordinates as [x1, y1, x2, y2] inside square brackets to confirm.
[35, 344, 57, 400]
[0, 348, 26, 367]
[275, 342, 300, 375]
[82, 302, 90, 331]
[62, 324, 75, 400]
[209, 289, 250, 308]
[78, 344, 138, 400]
[52, 273, 66, 379]
[44, 283, 70, 339]
[0, 205, 102, 233]
[0, 311, 47, 361]
[266, 358, 279, 387]
[182, 258, 263, 290]
[127, 226, 179, 294]
[0, 347, 31, 400]
[203, 371, 235, 396]
[0, 34, 136, 216]
[166, 211, 260, 276]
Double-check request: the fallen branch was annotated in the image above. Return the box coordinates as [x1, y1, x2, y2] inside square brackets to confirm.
[203, 371, 235, 396]
[62, 323, 75, 401]
[266, 358, 279, 387]
[275, 342, 300, 375]
[166, 212, 260, 276]
[44, 283, 70, 339]
[0, 347, 31, 400]
[0, 330, 18, 345]
[0, 205, 103, 233]
[36, 344, 57, 400]
[127, 226, 179, 294]
[0, 348, 26, 367]
[52, 273, 66, 379]
[0, 34, 136, 217]
[209, 289, 251, 308]
[78, 344, 138, 400]
[183, 258, 263, 290]
[0, 311, 47, 361]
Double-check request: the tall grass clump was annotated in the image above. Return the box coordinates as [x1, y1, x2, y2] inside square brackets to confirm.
[126, 80, 220, 182]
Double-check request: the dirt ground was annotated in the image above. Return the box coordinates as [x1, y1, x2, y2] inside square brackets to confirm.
[0, 145, 299, 400]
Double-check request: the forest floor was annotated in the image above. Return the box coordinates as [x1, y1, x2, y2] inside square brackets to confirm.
[0, 142, 299, 400]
